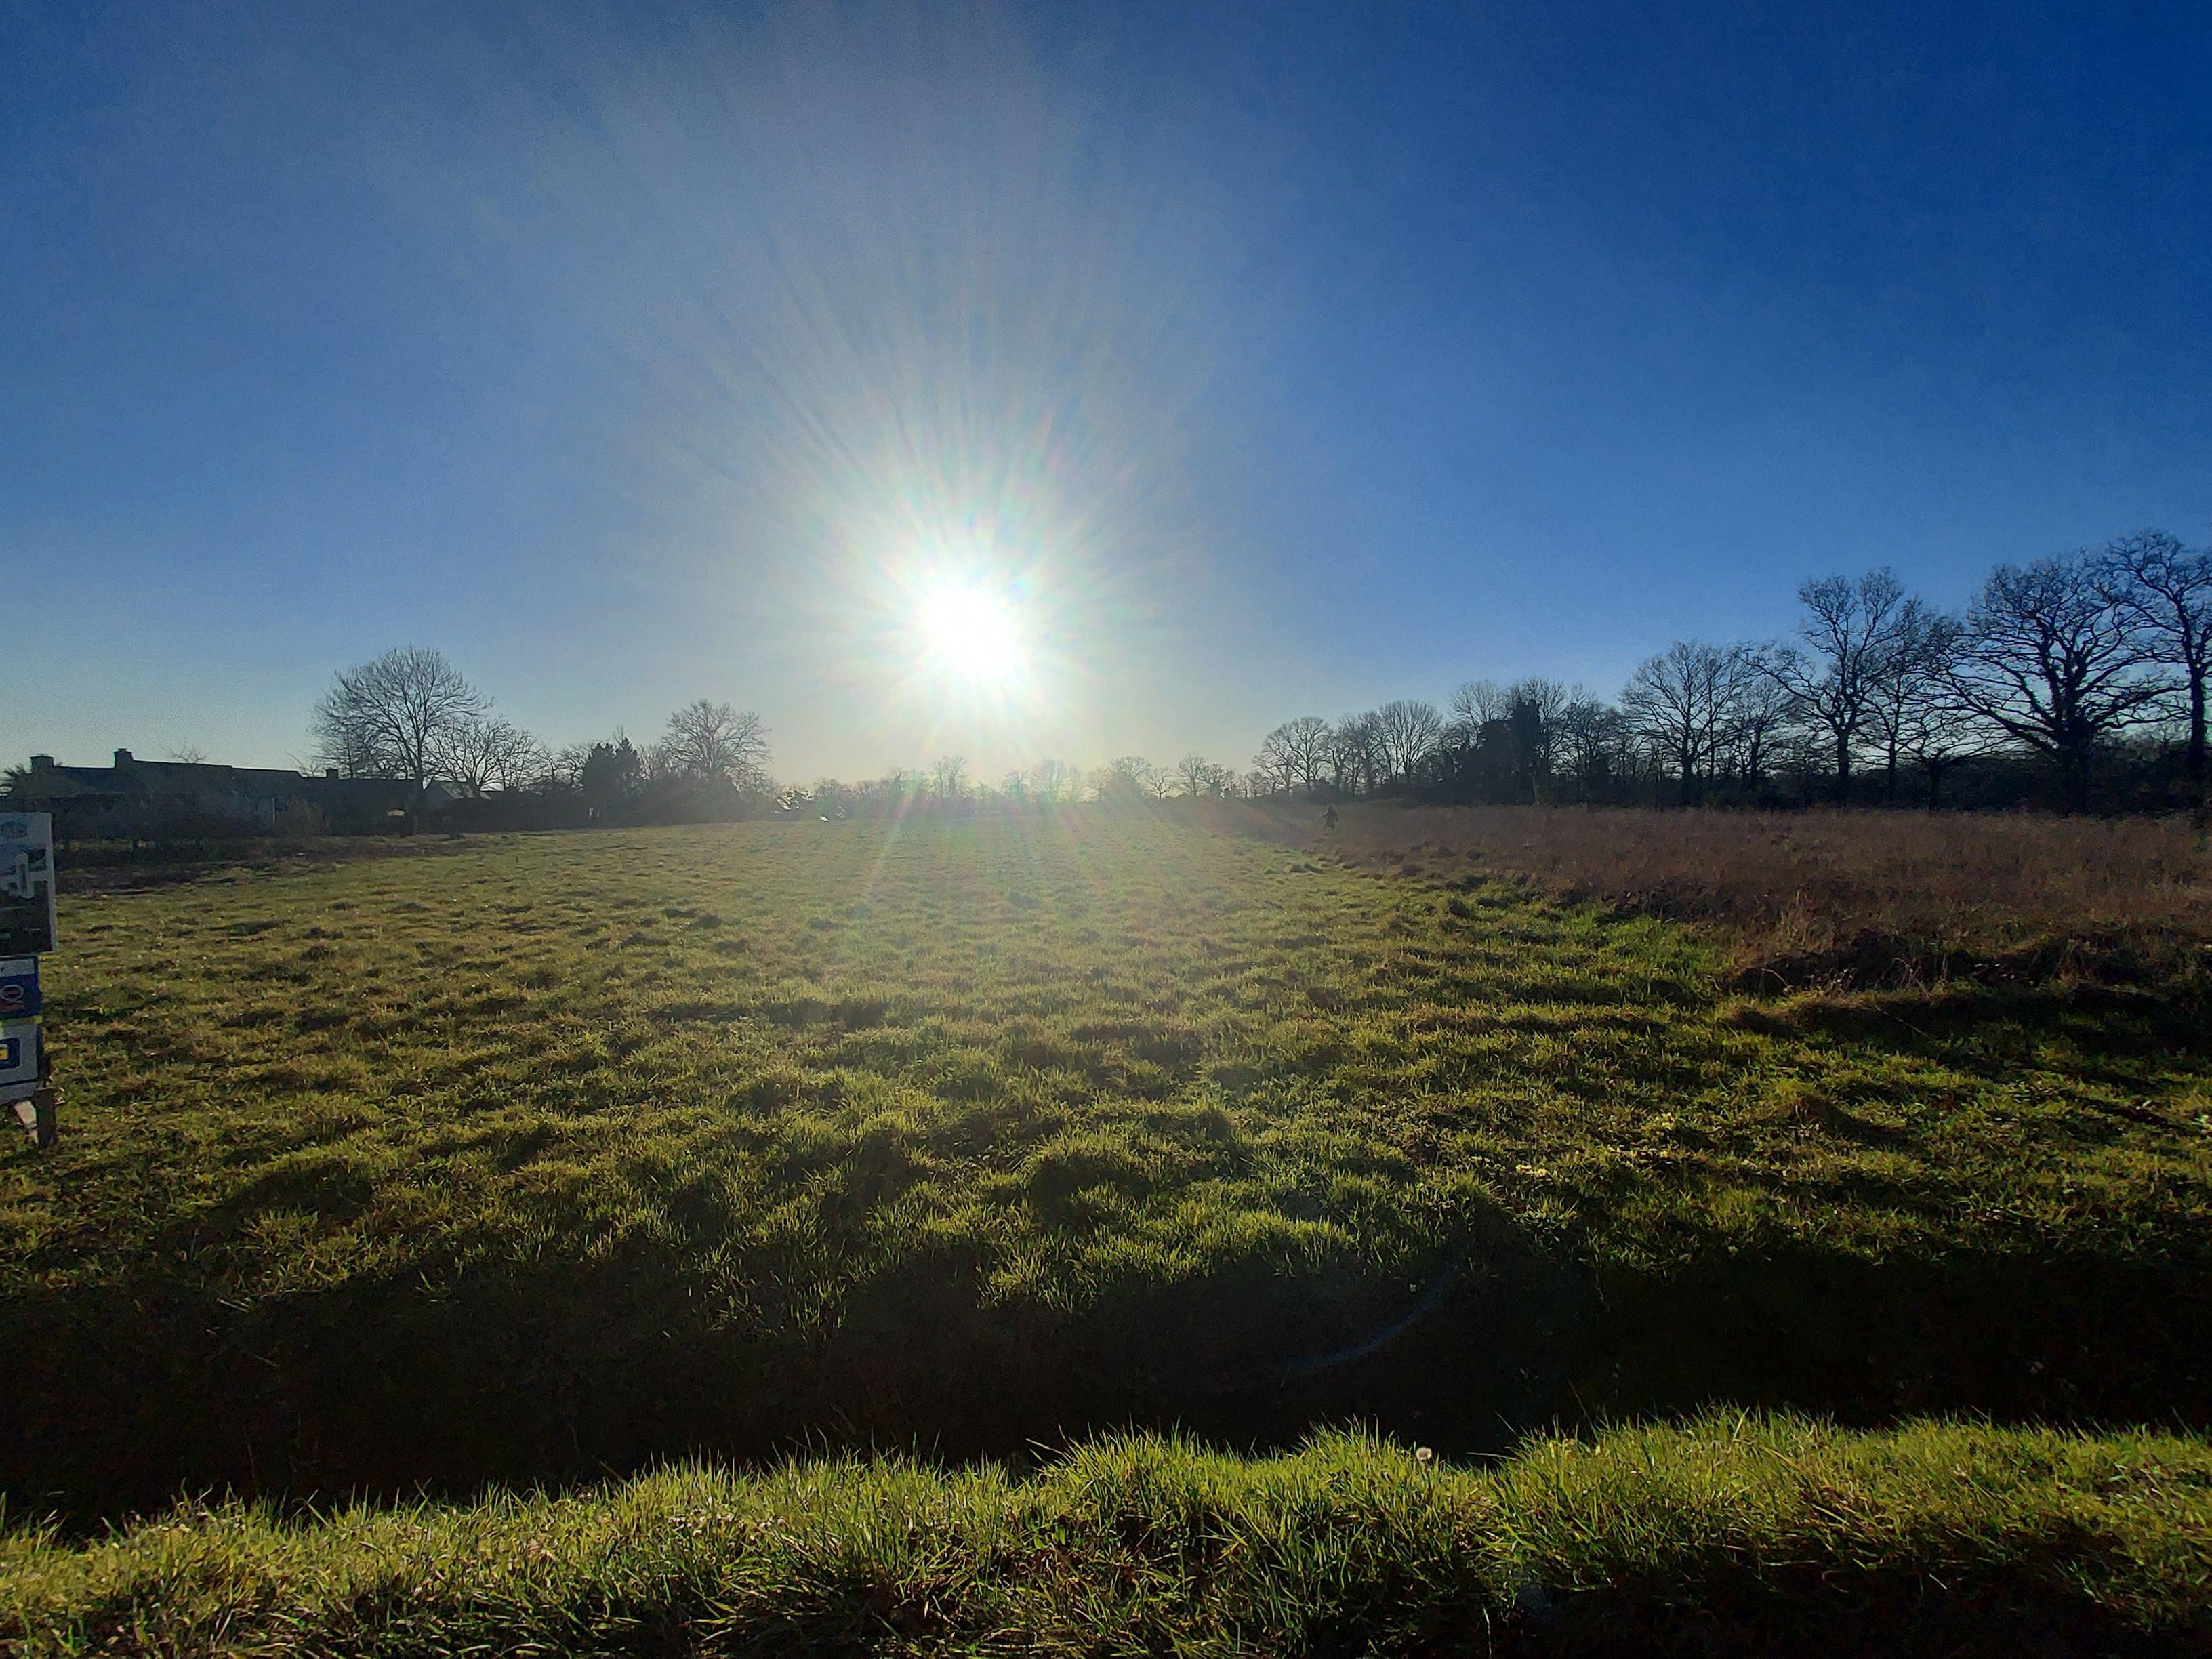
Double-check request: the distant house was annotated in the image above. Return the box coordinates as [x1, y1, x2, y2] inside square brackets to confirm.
[12, 751, 442, 839]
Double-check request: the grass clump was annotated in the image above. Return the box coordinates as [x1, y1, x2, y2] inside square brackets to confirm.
[5, 1416, 2209, 1656]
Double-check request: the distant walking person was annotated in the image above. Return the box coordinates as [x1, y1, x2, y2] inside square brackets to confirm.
[1322, 802, 1339, 832]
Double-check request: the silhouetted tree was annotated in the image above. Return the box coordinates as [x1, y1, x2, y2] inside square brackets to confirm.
[2097, 529, 2212, 794]
[579, 738, 642, 814]
[1257, 716, 1332, 796]
[1372, 699, 1443, 787]
[312, 646, 489, 824]
[1556, 693, 1624, 800]
[1895, 670, 1984, 809]
[437, 714, 547, 797]
[1174, 753, 1231, 798]
[1864, 610, 1963, 802]
[661, 701, 772, 792]
[1623, 641, 1750, 805]
[1336, 712, 1385, 796]
[1090, 756, 1158, 804]
[1721, 670, 1797, 788]
[1949, 555, 2169, 811]
[1761, 570, 1927, 800]
[1500, 678, 1570, 801]
[1448, 680, 1510, 737]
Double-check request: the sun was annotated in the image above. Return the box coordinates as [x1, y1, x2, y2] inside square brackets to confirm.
[916, 578, 1027, 688]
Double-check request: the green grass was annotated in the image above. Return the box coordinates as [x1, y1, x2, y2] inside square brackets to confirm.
[7, 1416, 2210, 1655]
[5, 814, 2212, 1523]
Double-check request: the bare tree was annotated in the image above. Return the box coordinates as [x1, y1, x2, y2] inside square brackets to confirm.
[1864, 610, 1962, 802]
[1174, 752, 1229, 798]
[1086, 756, 1158, 803]
[1252, 729, 1294, 795]
[1949, 554, 2170, 811]
[643, 737, 684, 785]
[1720, 670, 1797, 787]
[1338, 711, 1385, 795]
[2097, 529, 2212, 793]
[551, 741, 596, 790]
[438, 714, 548, 797]
[1372, 699, 1444, 786]
[1896, 673, 1986, 809]
[1761, 570, 1927, 800]
[1622, 641, 1749, 805]
[661, 701, 772, 792]
[1320, 718, 1361, 797]
[1031, 758, 1080, 805]
[933, 754, 969, 802]
[312, 646, 489, 823]
[1257, 716, 1332, 796]
[1448, 679, 1509, 731]
[164, 744, 209, 764]
[1556, 693, 1624, 799]
[1506, 678, 1570, 728]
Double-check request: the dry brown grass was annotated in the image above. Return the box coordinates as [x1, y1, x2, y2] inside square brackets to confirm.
[1225, 802, 2212, 989]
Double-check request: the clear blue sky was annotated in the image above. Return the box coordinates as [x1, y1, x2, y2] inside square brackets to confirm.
[7, 1, 2208, 781]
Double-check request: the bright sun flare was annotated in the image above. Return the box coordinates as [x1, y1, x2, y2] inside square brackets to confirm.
[916, 579, 1027, 687]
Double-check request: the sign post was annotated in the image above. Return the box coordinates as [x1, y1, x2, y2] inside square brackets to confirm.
[0, 813, 58, 1147]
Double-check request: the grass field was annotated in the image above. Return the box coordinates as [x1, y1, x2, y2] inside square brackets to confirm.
[5, 809, 2212, 1645]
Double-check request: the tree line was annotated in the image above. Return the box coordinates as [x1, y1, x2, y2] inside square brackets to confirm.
[1245, 530, 2210, 814]
[310, 647, 771, 827]
[306, 527, 2205, 829]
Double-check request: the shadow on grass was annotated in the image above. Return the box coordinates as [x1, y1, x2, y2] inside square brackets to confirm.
[1582, 1243, 2212, 1430]
[1722, 978, 2212, 1060]
[0, 1217, 1580, 1526]
[7, 1201, 2212, 1528]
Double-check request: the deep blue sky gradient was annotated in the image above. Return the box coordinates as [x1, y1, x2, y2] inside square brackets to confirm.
[5, 1, 2208, 777]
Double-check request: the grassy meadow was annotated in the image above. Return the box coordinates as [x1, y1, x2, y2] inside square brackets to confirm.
[5, 808, 2212, 1647]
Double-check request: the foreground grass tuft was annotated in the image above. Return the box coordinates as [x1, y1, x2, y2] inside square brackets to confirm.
[6, 1416, 2209, 1656]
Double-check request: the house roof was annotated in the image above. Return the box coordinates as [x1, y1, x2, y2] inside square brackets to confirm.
[26, 760, 311, 798]
[14, 756, 425, 806]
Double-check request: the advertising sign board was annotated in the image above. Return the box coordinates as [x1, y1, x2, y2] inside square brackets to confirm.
[0, 814, 58, 957]
[0, 957, 39, 1018]
[0, 1019, 37, 1092]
